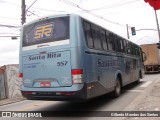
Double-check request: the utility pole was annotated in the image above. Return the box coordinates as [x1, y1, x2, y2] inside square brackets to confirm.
[126, 24, 130, 39]
[155, 10, 160, 42]
[21, 0, 38, 25]
[144, 0, 160, 42]
[21, 0, 26, 25]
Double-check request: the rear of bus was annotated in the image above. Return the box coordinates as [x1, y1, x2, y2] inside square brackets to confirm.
[19, 14, 86, 100]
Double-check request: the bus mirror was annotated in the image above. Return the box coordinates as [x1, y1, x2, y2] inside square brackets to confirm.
[142, 52, 147, 62]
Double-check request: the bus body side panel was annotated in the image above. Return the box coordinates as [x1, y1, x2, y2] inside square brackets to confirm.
[79, 17, 120, 98]
[123, 56, 141, 86]
[78, 18, 109, 99]
[84, 52, 117, 98]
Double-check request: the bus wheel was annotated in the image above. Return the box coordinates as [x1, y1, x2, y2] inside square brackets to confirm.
[114, 78, 121, 98]
[136, 71, 141, 84]
[135, 78, 140, 84]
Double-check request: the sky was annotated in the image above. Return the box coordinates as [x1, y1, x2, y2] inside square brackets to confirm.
[0, 0, 160, 66]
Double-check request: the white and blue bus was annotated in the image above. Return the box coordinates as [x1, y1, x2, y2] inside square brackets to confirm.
[19, 14, 145, 100]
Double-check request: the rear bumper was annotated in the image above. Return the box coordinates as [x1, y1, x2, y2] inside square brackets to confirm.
[144, 65, 160, 73]
[21, 84, 87, 101]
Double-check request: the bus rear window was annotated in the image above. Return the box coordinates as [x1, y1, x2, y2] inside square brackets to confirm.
[23, 16, 69, 47]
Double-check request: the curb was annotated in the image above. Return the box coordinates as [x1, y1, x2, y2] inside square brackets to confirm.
[0, 98, 26, 106]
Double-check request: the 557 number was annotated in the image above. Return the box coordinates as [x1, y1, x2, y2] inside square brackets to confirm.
[57, 61, 68, 66]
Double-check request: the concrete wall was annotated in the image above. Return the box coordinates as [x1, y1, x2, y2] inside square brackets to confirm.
[0, 69, 6, 100]
[1, 64, 23, 99]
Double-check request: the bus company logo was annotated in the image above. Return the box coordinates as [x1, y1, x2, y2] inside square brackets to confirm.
[2, 112, 12, 117]
[34, 23, 54, 40]
[97, 59, 120, 68]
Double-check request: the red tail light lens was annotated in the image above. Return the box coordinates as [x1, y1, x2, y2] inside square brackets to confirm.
[71, 69, 83, 75]
[72, 69, 83, 84]
[19, 73, 23, 78]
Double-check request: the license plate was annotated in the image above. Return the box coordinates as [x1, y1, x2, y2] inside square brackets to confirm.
[40, 82, 51, 87]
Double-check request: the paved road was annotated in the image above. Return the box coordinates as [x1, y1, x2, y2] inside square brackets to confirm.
[0, 74, 159, 120]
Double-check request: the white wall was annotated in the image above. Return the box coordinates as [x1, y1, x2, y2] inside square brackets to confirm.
[5, 65, 23, 99]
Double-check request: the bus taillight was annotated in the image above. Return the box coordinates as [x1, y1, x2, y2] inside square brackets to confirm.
[19, 73, 23, 78]
[72, 69, 83, 84]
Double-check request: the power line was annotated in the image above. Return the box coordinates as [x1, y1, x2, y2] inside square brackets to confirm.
[27, 10, 39, 17]
[0, 33, 19, 35]
[136, 29, 157, 31]
[0, 0, 20, 6]
[0, 35, 20, 38]
[102, 4, 144, 16]
[26, 0, 38, 12]
[58, 0, 126, 27]
[31, 6, 66, 13]
[79, 0, 139, 14]
[30, 0, 140, 15]
[0, 16, 20, 20]
[139, 0, 154, 15]
[1, 0, 64, 13]
[0, 24, 21, 28]
[104, 0, 139, 9]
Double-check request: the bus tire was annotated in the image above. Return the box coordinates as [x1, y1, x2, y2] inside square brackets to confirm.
[136, 71, 141, 84]
[114, 77, 121, 98]
[135, 78, 140, 84]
